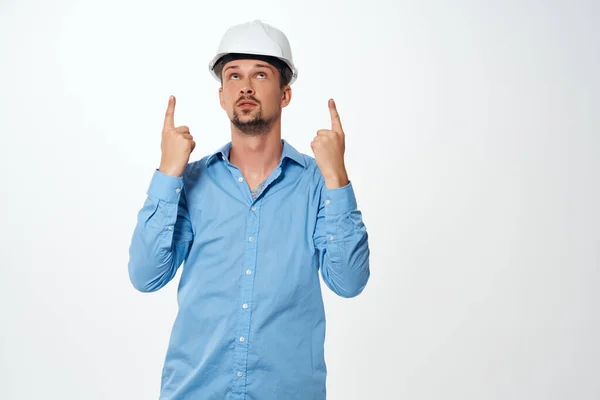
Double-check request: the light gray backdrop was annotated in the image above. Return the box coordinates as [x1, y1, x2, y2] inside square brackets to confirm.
[1, 0, 598, 399]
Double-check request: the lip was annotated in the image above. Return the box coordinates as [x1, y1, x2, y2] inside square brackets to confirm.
[238, 102, 257, 107]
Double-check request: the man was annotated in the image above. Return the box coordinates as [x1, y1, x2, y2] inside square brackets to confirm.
[128, 20, 370, 400]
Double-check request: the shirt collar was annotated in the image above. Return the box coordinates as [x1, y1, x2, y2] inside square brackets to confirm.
[205, 139, 306, 169]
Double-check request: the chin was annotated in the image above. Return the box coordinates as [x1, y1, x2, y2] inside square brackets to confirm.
[238, 114, 258, 122]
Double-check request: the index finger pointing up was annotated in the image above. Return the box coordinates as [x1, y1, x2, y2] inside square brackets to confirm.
[329, 98, 343, 133]
[164, 95, 176, 130]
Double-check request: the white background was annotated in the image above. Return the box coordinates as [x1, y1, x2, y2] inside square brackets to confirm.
[1, 0, 599, 399]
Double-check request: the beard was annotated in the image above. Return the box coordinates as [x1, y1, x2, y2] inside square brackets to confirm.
[232, 106, 280, 136]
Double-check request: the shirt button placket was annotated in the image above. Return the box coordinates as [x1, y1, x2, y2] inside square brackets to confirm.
[233, 201, 260, 396]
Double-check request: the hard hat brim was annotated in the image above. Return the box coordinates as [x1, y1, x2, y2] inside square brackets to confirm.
[209, 51, 298, 85]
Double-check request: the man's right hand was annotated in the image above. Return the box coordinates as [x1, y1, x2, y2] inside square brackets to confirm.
[158, 95, 196, 177]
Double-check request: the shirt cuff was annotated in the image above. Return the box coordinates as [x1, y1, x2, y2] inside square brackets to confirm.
[323, 181, 357, 215]
[147, 169, 184, 204]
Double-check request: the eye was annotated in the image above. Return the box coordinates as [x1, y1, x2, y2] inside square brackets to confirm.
[257, 72, 267, 78]
[230, 73, 239, 80]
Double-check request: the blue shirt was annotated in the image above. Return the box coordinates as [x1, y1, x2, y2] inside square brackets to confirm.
[128, 139, 370, 400]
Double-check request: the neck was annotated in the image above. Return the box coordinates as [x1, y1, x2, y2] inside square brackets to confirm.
[229, 120, 283, 184]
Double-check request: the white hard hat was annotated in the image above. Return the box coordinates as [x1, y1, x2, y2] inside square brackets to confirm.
[208, 20, 298, 85]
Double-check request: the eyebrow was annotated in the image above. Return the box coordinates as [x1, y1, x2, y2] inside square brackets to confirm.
[223, 63, 275, 75]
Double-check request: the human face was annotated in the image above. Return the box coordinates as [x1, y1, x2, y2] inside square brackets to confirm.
[219, 59, 291, 135]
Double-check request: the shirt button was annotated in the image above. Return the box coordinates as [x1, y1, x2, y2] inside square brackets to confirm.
[329, 235, 334, 241]
[237, 371, 243, 377]
[325, 199, 331, 205]
[249, 236, 254, 242]
[239, 337, 245, 342]
[246, 269, 252, 275]
[167, 226, 173, 231]
[175, 187, 181, 194]
[238, 177, 244, 182]
[251, 206, 257, 211]
[242, 304, 248, 309]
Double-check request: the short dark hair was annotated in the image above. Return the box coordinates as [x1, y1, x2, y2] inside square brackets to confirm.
[215, 53, 292, 88]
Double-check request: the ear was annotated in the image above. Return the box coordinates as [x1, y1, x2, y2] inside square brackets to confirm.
[281, 86, 292, 109]
[219, 87, 225, 110]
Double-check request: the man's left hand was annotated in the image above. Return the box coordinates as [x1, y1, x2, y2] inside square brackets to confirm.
[311, 99, 349, 189]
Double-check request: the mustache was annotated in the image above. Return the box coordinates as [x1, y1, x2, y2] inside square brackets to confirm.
[237, 96, 260, 105]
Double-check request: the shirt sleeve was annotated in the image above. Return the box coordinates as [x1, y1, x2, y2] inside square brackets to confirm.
[127, 169, 194, 292]
[313, 178, 370, 298]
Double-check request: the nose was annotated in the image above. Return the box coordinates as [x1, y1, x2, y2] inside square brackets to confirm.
[239, 77, 255, 96]
[240, 86, 254, 95]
